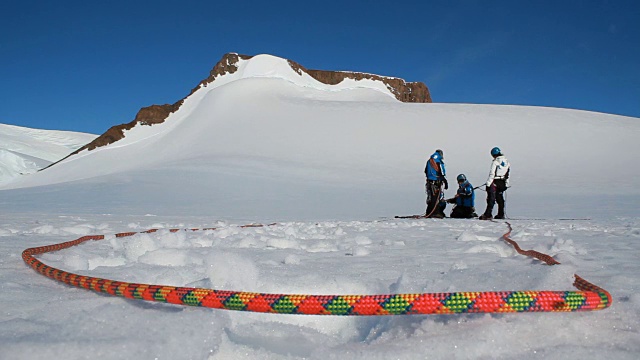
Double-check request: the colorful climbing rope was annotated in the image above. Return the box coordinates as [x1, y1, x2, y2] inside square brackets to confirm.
[501, 222, 561, 265]
[21, 223, 611, 315]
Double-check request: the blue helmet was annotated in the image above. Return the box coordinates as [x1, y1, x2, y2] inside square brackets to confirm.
[491, 147, 502, 157]
[456, 174, 467, 182]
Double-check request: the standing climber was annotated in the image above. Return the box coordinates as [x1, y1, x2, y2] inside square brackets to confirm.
[447, 174, 477, 218]
[424, 149, 448, 218]
[479, 147, 511, 220]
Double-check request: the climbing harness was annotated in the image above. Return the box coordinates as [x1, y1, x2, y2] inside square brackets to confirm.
[22, 222, 611, 315]
[424, 186, 441, 218]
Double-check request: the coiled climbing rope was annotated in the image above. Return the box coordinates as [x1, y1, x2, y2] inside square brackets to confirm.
[22, 222, 611, 315]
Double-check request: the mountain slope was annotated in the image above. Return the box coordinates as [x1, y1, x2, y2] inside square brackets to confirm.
[1, 54, 639, 220]
[0, 123, 96, 183]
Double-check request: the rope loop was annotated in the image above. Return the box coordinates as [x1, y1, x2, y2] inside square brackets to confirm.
[22, 221, 611, 315]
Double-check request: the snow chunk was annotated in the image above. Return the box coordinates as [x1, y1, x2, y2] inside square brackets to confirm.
[87, 257, 127, 270]
[457, 231, 496, 242]
[550, 238, 587, 255]
[205, 251, 259, 290]
[465, 244, 515, 258]
[123, 233, 158, 261]
[138, 249, 198, 267]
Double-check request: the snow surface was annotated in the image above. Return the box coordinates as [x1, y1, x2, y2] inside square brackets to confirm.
[2, 215, 639, 359]
[0, 123, 97, 183]
[1, 54, 639, 359]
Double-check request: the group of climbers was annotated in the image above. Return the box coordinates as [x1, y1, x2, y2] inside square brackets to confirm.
[423, 147, 510, 220]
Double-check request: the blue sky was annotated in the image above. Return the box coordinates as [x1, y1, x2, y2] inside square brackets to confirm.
[1, 0, 638, 134]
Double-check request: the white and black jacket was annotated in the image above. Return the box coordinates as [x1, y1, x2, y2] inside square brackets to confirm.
[485, 155, 510, 187]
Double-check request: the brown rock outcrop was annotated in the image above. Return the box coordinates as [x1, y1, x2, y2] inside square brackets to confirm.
[190, 53, 254, 94]
[288, 60, 431, 103]
[83, 103, 183, 152]
[47, 53, 431, 169]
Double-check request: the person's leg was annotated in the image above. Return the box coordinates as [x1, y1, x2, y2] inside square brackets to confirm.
[462, 206, 476, 218]
[434, 200, 447, 218]
[496, 191, 505, 219]
[426, 183, 435, 215]
[480, 185, 496, 219]
[426, 182, 441, 216]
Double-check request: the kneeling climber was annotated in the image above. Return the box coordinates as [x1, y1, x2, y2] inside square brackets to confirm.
[447, 174, 477, 218]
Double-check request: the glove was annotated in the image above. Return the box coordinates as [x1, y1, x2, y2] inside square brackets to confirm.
[486, 186, 491, 192]
[443, 178, 449, 190]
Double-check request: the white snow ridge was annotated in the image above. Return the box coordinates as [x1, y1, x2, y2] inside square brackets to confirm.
[0, 123, 96, 183]
[1, 53, 639, 359]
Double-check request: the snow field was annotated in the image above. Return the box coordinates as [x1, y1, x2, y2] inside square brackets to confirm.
[3, 214, 639, 359]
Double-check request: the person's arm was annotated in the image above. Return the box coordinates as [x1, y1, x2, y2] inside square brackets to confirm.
[486, 160, 497, 187]
[440, 162, 448, 189]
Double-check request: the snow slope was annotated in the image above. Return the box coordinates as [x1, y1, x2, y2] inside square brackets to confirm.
[1, 54, 639, 359]
[0, 123, 96, 182]
[1, 54, 639, 219]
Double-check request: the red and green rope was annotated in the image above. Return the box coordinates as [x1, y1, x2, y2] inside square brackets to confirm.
[21, 223, 612, 315]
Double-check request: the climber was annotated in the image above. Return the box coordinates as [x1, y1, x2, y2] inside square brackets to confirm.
[424, 149, 448, 218]
[479, 147, 511, 220]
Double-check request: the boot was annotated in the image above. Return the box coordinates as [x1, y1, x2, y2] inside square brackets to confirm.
[479, 213, 493, 220]
[479, 204, 493, 220]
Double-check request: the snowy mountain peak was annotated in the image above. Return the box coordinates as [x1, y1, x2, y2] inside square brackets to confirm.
[53, 53, 431, 162]
[196, 53, 431, 103]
